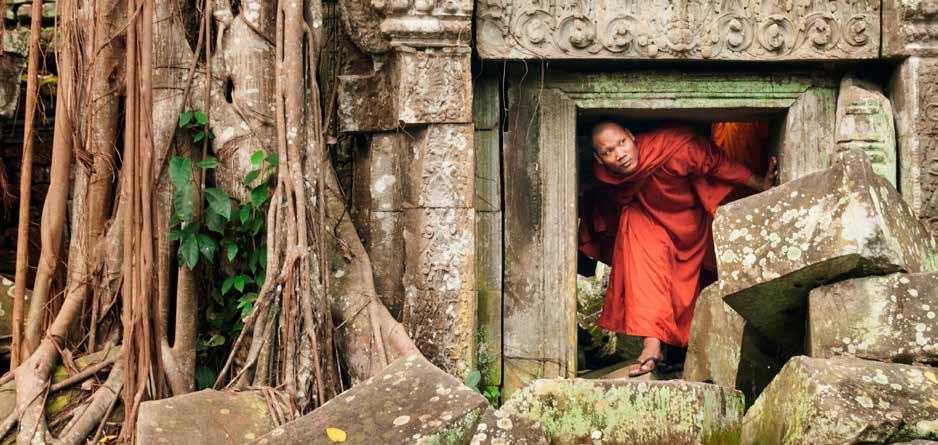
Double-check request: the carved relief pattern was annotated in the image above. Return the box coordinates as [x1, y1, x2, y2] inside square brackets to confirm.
[406, 125, 474, 208]
[477, 0, 879, 60]
[916, 59, 938, 235]
[398, 52, 472, 123]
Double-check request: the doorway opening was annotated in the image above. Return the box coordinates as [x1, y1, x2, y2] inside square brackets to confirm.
[573, 109, 784, 379]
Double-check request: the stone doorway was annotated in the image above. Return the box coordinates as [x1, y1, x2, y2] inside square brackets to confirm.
[500, 68, 845, 396]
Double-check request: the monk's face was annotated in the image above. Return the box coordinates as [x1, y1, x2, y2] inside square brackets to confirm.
[592, 124, 638, 176]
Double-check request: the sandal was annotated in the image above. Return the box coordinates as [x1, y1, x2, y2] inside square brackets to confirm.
[628, 356, 661, 378]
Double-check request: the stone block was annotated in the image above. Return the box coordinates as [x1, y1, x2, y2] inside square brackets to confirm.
[475, 129, 500, 212]
[883, 0, 938, 57]
[360, 210, 405, 320]
[248, 355, 489, 445]
[808, 272, 938, 365]
[0, 54, 24, 118]
[684, 283, 785, 407]
[338, 49, 472, 132]
[502, 379, 744, 445]
[403, 124, 474, 209]
[403, 208, 476, 377]
[136, 390, 282, 444]
[352, 133, 404, 212]
[741, 356, 938, 445]
[835, 76, 897, 188]
[889, 56, 938, 234]
[470, 407, 549, 445]
[473, 74, 500, 130]
[778, 87, 836, 183]
[476, 211, 502, 386]
[715, 149, 938, 354]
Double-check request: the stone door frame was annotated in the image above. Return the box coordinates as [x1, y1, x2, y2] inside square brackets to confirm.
[502, 69, 838, 396]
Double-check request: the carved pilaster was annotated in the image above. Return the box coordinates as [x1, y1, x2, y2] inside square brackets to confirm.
[883, 0, 938, 57]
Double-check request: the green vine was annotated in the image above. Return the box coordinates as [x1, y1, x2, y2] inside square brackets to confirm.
[169, 110, 279, 389]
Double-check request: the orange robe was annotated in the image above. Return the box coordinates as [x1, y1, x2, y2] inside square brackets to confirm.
[578, 125, 754, 347]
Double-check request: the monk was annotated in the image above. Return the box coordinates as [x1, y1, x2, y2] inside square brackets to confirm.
[578, 122, 777, 377]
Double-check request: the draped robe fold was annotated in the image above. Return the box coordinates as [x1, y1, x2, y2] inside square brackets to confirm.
[578, 125, 754, 347]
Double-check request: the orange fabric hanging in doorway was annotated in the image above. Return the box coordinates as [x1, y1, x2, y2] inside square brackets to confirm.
[710, 122, 769, 176]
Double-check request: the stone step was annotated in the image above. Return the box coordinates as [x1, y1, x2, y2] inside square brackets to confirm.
[684, 283, 785, 406]
[713, 149, 938, 355]
[248, 354, 489, 445]
[579, 360, 682, 381]
[502, 378, 744, 445]
[469, 407, 550, 445]
[742, 356, 938, 445]
[808, 272, 938, 365]
[136, 389, 284, 445]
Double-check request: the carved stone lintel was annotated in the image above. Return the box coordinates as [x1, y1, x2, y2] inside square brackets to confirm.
[338, 49, 472, 132]
[883, 0, 938, 57]
[477, 0, 880, 60]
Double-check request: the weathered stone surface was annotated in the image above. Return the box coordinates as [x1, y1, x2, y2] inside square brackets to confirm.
[715, 150, 938, 354]
[374, 0, 472, 48]
[0, 54, 24, 119]
[742, 356, 938, 445]
[502, 378, 744, 445]
[477, 0, 879, 61]
[356, 210, 405, 320]
[473, 74, 500, 131]
[470, 407, 549, 445]
[403, 208, 476, 377]
[339, 50, 472, 130]
[835, 76, 897, 188]
[403, 124, 474, 209]
[136, 390, 281, 445]
[808, 272, 938, 365]
[883, 0, 938, 57]
[684, 283, 785, 407]
[894, 441, 938, 445]
[889, 56, 938, 234]
[476, 211, 502, 386]
[778, 87, 837, 183]
[353, 133, 404, 212]
[249, 355, 489, 445]
[475, 129, 500, 212]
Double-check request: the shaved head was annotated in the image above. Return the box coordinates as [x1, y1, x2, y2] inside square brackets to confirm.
[591, 121, 638, 175]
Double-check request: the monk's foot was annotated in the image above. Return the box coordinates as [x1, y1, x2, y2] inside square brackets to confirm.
[627, 338, 664, 378]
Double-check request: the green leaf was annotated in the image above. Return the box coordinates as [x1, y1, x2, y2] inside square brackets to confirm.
[250, 150, 265, 166]
[250, 184, 269, 208]
[197, 234, 218, 262]
[266, 152, 279, 166]
[243, 169, 260, 186]
[193, 130, 205, 143]
[168, 229, 183, 241]
[204, 187, 232, 221]
[226, 243, 238, 261]
[258, 246, 267, 267]
[197, 157, 220, 169]
[239, 205, 251, 224]
[193, 111, 209, 125]
[195, 367, 215, 390]
[234, 275, 247, 293]
[464, 370, 482, 389]
[179, 233, 200, 269]
[206, 334, 226, 347]
[178, 112, 193, 128]
[168, 156, 192, 190]
[221, 276, 235, 295]
[251, 217, 264, 236]
[205, 208, 225, 234]
[170, 157, 194, 223]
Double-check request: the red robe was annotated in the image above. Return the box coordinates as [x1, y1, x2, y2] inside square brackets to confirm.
[578, 125, 754, 347]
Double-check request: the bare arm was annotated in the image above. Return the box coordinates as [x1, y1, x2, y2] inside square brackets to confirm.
[743, 156, 779, 192]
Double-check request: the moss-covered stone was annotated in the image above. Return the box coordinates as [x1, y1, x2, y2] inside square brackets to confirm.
[715, 149, 938, 355]
[136, 389, 282, 444]
[469, 407, 549, 445]
[503, 378, 743, 445]
[684, 283, 785, 407]
[809, 272, 938, 365]
[249, 355, 489, 445]
[742, 356, 938, 444]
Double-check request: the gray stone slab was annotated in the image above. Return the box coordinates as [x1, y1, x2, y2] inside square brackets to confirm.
[249, 355, 489, 445]
[136, 390, 281, 445]
[742, 356, 938, 445]
[809, 272, 938, 365]
[469, 407, 549, 445]
[502, 378, 744, 445]
[714, 149, 938, 354]
[684, 283, 785, 407]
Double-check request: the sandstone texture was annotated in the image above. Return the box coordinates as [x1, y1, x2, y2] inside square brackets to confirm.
[502, 378, 744, 445]
[715, 150, 938, 354]
[248, 354, 489, 445]
[469, 407, 549, 445]
[809, 272, 938, 365]
[742, 356, 938, 445]
[136, 390, 281, 445]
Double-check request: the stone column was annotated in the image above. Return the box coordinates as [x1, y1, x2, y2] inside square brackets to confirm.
[885, 1, 938, 235]
[338, 0, 476, 377]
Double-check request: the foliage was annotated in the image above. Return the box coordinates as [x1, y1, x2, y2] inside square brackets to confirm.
[466, 326, 501, 406]
[169, 111, 279, 389]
